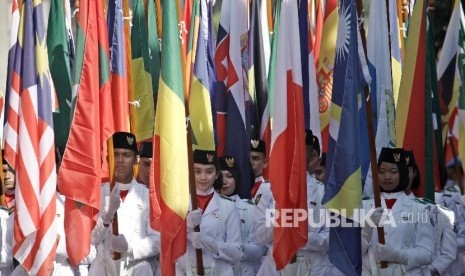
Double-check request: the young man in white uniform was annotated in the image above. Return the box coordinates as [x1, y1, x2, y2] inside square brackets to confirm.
[89, 132, 160, 275]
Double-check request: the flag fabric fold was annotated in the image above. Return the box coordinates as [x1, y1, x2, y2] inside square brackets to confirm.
[315, 0, 338, 151]
[57, 0, 113, 266]
[322, 0, 370, 273]
[187, 0, 215, 151]
[395, 0, 430, 198]
[131, 0, 155, 142]
[214, 0, 252, 199]
[107, 0, 129, 132]
[151, 0, 190, 275]
[268, 0, 308, 269]
[4, 0, 57, 274]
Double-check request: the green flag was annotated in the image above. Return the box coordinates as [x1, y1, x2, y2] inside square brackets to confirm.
[131, 0, 155, 141]
[47, 0, 72, 149]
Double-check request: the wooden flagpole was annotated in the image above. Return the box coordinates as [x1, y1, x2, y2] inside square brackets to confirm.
[175, 0, 204, 274]
[355, 0, 388, 268]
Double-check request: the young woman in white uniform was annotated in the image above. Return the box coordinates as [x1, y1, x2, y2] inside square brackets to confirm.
[362, 148, 435, 275]
[176, 150, 242, 276]
[218, 156, 265, 275]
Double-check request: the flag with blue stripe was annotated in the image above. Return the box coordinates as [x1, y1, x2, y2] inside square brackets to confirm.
[322, 0, 370, 274]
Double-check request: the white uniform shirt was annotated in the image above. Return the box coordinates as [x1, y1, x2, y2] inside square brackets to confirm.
[0, 207, 13, 275]
[176, 192, 242, 276]
[361, 192, 435, 275]
[427, 203, 456, 275]
[254, 176, 329, 275]
[303, 173, 330, 274]
[230, 195, 263, 276]
[437, 189, 465, 275]
[89, 180, 160, 276]
[54, 193, 96, 276]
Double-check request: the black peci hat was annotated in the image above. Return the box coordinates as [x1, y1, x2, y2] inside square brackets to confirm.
[139, 142, 153, 158]
[404, 150, 417, 168]
[193, 149, 218, 165]
[113, 132, 138, 153]
[219, 156, 239, 171]
[305, 129, 320, 153]
[250, 139, 266, 154]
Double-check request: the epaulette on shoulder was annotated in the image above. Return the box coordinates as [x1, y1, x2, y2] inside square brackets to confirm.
[220, 194, 234, 202]
[263, 180, 270, 184]
[445, 187, 459, 192]
[418, 197, 435, 205]
[412, 198, 427, 205]
[0, 205, 8, 212]
[443, 194, 452, 197]
[362, 196, 373, 201]
[245, 199, 255, 205]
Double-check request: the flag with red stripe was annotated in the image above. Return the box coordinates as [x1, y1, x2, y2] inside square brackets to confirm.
[3, 0, 57, 274]
[268, 0, 308, 269]
[215, 0, 252, 198]
[57, 0, 113, 266]
[107, 0, 129, 132]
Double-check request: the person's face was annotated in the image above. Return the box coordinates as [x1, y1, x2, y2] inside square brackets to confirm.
[3, 164, 15, 191]
[378, 162, 400, 192]
[138, 157, 152, 186]
[194, 163, 218, 192]
[306, 146, 319, 174]
[114, 149, 137, 184]
[220, 170, 236, 196]
[315, 164, 326, 183]
[250, 152, 268, 177]
[446, 167, 457, 180]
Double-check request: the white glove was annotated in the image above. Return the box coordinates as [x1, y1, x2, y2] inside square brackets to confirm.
[362, 207, 384, 236]
[102, 186, 121, 225]
[186, 209, 203, 230]
[111, 234, 129, 253]
[376, 244, 407, 264]
[188, 232, 219, 254]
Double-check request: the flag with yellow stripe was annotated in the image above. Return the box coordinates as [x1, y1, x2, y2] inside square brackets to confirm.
[151, 0, 189, 275]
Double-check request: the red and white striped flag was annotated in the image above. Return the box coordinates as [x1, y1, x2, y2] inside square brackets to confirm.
[3, 0, 57, 274]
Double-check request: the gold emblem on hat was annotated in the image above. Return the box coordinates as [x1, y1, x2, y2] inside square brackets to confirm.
[206, 153, 214, 163]
[251, 139, 260, 148]
[225, 157, 235, 168]
[405, 156, 410, 165]
[312, 137, 316, 143]
[393, 153, 401, 163]
[127, 136, 134, 146]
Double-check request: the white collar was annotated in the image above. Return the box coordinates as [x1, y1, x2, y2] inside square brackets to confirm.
[196, 186, 214, 196]
[381, 191, 403, 200]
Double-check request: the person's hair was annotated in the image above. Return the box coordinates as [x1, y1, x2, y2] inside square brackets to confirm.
[410, 164, 421, 190]
[222, 168, 241, 196]
[213, 167, 224, 190]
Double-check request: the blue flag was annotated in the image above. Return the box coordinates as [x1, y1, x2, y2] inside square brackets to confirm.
[322, 0, 370, 274]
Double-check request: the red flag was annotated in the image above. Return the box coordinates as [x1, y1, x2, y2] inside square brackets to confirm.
[57, 0, 113, 266]
[268, 0, 308, 269]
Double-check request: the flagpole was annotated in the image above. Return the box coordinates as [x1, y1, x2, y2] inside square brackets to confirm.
[155, 0, 162, 37]
[176, 0, 205, 274]
[107, 139, 122, 261]
[123, 0, 136, 136]
[0, 150, 5, 207]
[397, 0, 406, 58]
[448, 133, 464, 195]
[355, 0, 388, 269]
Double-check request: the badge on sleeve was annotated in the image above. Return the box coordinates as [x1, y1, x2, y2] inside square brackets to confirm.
[255, 194, 262, 205]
